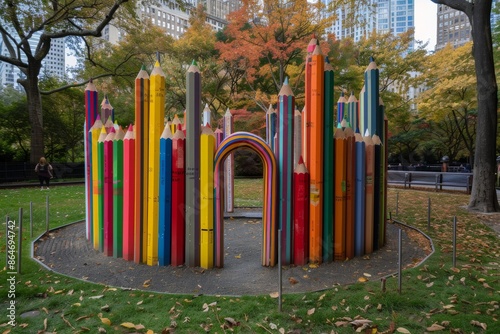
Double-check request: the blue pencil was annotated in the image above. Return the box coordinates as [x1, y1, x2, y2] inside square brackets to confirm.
[354, 133, 366, 257]
[159, 124, 173, 266]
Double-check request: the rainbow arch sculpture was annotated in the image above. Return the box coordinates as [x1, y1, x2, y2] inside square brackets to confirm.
[214, 132, 277, 268]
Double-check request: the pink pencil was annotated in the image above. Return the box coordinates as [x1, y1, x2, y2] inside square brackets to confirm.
[103, 128, 115, 256]
[122, 125, 135, 261]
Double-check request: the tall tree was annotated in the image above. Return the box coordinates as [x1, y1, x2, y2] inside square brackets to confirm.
[417, 43, 477, 164]
[0, 0, 137, 164]
[432, 0, 499, 212]
[215, 0, 336, 111]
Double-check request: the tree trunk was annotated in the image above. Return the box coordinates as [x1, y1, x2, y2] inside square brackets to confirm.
[20, 65, 44, 165]
[468, 0, 499, 212]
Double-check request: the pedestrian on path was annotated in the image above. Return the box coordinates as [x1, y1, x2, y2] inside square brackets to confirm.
[35, 157, 53, 190]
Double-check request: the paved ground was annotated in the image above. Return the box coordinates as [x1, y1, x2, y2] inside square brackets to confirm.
[33, 213, 430, 296]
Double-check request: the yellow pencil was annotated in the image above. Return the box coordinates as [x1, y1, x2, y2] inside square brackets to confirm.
[147, 60, 165, 266]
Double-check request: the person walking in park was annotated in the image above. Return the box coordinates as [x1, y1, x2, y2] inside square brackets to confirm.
[35, 157, 53, 190]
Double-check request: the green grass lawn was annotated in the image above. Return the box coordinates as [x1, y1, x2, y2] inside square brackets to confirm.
[0, 183, 499, 333]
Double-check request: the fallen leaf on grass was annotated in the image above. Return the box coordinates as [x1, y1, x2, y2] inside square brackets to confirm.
[396, 327, 410, 333]
[307, 308, 315, 315]
[426, 323, 445, 331]
[470, 320, 487, 330]
[100, 318, 111, 326]
[358, 277, 368, 283]
[121, 322, 135, 329]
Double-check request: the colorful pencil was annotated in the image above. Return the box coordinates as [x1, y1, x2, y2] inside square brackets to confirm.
[347, 92, 359, 133]
[147, 59, 166, 266]
[223, 108, 234, 213]
[103, 128, 115, 256]
[214, 128, 224, 148]
[344, 127, 356, 259]
[101, 95, 113, 125]
[303, 34, 317, 167]
[334, 128, 346, 261]
[323, 57, 335, 263]
[203, 103, 211, 128]
[113, 126, 124, 258]
[91, 116, 103, 250]
[293, 156, 309, 266]
[372, 134, 382, 250]
[277, 77, 294, 264]
[365, 57, 379, 137]
[172, 114, 181, 134]
[134, 65, 150, 264]
[85, 79, 98, 241]
[171, 129, 186, 266]
[309, 44, 324, 263]
[159, 124, 173, 266]
[354, 133, 366, 257]
[266, 104, 277, 151]
[200, 126, 215, 269]
[364, 129, 375, 254]
[122, 125, 135, 261]
[293, 107, 302, 168]
[185, 60, 201, 267]
[336, 91, 346, 127]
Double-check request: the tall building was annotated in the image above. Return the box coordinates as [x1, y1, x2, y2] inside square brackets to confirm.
[325, 0, 415, 50]
[100, 0, 242, 45]
[435, 1, 499, 51]
[0, 31, 66, 90]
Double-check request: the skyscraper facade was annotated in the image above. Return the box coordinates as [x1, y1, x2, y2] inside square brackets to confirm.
[325, 0, 415, 50]
[0, 31, 66, 90]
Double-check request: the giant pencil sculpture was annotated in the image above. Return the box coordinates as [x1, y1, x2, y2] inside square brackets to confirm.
[365, 57, 380, 137]
[277, 77, 294, 264]
[344, 127, 356, 259]
[378, 98, 386, 247]
[354, 133, 366, 257]
[159, 124, 173, 266]
[372, 134, 382, 250]
[134, 65, 150, 264]
[185, 60, 201, 267]
[203, 103, 211, 127]
[266, 104, 277, 151]
[147, 59, 166, 266]
[293, 108, 302, 168]
[293, 157, 309, 266]
[90, 117, 103, 250]
[364, 130, 375, 254]
[103, 128, 114, 256]
[309, 44, 324, 263]
[171, 129, 186, 266]
[303, 34, 317, 167]
[223, 108, 234, 213]
[200, 126, 215, 269]
[323, 57, 335, 263]
[101, 95, 113, 125]
[334, 128, 346, 261]
[122, 125, 135, 261]
[85, 80, 98, 241]
[113, 126, 124, 258]
[97, 126, 107, 252]
[171, 114, 181, 134]
[336, 92, 346, 127]
[347, 92, 359, 133]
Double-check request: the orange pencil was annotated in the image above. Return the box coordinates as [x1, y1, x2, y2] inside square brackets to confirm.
[308, 44, 324, 263]
[334, 128, 346, 261]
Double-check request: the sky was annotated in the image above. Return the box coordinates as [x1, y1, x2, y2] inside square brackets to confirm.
[414, 0, 438, 51]
[65, 0, 439, 68]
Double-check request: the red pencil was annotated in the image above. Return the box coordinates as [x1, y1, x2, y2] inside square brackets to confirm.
[171, 129, 186, 266]
[293, 156, 310, 265]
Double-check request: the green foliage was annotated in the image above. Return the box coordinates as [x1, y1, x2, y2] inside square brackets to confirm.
[0, 87, 30, 161]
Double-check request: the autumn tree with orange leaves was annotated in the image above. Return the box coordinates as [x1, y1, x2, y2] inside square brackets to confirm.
[215, 0, 345, 111]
